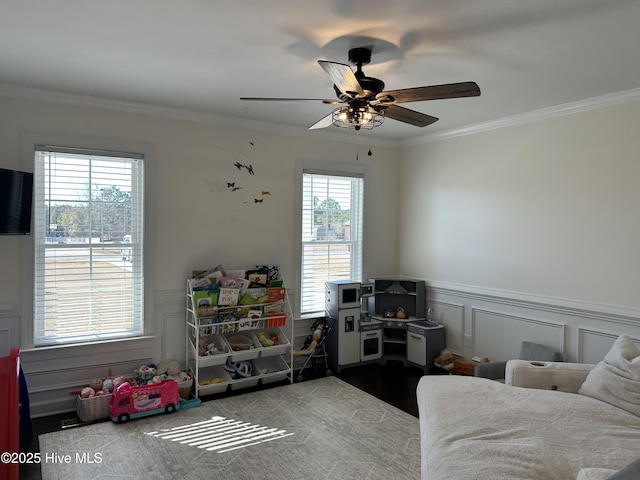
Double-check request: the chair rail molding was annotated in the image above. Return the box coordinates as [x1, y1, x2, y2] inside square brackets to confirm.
[426, 279, 640, 363]
[428, 299, 464, 356]
[426, 280, 640, 327]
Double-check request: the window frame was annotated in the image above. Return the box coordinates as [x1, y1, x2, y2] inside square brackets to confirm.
[20, 133, 156, 350]
[295, 160, 369, 318]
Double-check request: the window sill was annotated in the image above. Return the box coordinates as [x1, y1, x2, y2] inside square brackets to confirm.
[296, 313, 327, 321]
[20, 335, 156, 362]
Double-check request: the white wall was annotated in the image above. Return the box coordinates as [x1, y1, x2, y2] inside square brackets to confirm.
[398, 100, 640, 362]
[0, 94, 400, 415]
[5, 90, 640, 416]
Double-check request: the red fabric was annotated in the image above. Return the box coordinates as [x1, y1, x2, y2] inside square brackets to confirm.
[0, 348, 19, 480]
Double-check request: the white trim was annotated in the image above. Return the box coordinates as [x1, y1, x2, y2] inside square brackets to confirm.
[0, 83, 398, 148]
[429, 299, 464, 356]
[19, 132, 157, 349]
[4, 82, 640, 147]
[404, 86, 640, 145]
[294, 159, 371, 318]
[5, 84, 640, 147]
[426, 279, 640, 326]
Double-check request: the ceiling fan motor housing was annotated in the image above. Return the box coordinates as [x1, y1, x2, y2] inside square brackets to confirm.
[347, 47, 385, 98]
[348, 47, 373, 66]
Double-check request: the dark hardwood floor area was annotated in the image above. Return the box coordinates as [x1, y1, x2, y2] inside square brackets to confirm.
[336, 361, 427, 418]
[18, 361, 429, 479]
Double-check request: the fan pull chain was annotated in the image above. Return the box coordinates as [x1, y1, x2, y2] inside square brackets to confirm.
[355, 128, 360, 160]
[368, 129, 373, 156]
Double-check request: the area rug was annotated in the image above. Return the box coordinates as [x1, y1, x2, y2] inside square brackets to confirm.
[39, 376, 421, 479]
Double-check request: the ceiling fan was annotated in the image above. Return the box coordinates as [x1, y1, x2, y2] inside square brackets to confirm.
[241, 47, 480, 131]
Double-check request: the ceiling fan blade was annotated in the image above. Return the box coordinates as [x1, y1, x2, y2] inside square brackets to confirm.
[308, 111, 335, 130]
[377, 82, 481, 104]
[318, 60, 363, 98]
[381, 105, 439, 127]
[240, 97, 342, 105]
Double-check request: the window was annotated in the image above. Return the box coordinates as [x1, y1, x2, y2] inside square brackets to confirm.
[33, 146, 144, 346]
[299, 170, 364, 316]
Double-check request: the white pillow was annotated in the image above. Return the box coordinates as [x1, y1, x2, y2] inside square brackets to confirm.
[578, 334, 640, 416]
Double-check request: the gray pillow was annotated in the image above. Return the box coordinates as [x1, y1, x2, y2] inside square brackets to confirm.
[578, 334, 640, 416]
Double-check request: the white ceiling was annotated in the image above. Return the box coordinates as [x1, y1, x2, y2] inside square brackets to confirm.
[2, 0, 640, 141]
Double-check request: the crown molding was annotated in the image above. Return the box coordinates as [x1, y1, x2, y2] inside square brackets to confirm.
[3, 82, 639, 148]
[405, 86, 640, 146]
[0, 83, 399, 148]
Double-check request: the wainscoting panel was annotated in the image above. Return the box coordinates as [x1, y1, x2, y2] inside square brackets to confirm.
[472, 308, 566, 361]
[159, 310, 186, 363]
[427, 280, 640, 364]
[429, 300, 464, 356]
[0, 329, 8, 357]
[20, 335, 157, 417]
[577, 328, 640, 364]
[0, 309, 20, 357]
[25, 357, 153, 417]
[293, 318, 315, 351]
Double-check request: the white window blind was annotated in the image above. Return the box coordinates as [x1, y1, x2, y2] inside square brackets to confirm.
[300, 171, 363, 315]
[33, 146, 144, 346]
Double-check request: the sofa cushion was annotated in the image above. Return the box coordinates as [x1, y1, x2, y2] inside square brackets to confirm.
[506, 359, 594, 393]
[578, 334, 640, 416]
[417, 375, 640, 480]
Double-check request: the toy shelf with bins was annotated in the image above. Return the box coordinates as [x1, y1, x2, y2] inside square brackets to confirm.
[186, 278, 293, 398]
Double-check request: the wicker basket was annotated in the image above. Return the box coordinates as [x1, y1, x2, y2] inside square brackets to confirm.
[76, 393, 112, 422]
[177, 377, 193, 400]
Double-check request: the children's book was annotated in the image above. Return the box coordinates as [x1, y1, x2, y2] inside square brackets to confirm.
[219, 308, 239, 334]
[218, 288, 240, 306]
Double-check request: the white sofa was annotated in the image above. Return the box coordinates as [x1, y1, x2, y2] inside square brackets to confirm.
[417, 358, 640, 480]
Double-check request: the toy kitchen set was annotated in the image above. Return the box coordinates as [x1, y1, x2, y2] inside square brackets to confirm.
[325, 278, 444, 374]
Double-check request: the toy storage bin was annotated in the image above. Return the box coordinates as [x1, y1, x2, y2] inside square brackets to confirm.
[225, 331, 261, 361]
[197, 334, 231, 367]
[255, 356, 290, 384]
[196, 365, 231, 396]
[229, 360, 260, 390]
[76, 393, 112, 422]
[258, 327, 291, 357]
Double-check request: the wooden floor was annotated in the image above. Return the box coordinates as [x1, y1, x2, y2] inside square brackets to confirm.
[18, 361, 428, 479]
[336, 361, 426, 417]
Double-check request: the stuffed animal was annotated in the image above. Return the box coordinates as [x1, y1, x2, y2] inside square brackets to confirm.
[147, 375, 168, 385]
[88, 378, 103, 391]
[433, 349, 455, 371]
[113, 375, 135, 388]
[198, 337, 208, 356]
[102, 377, 114, 393]
[80, 387, 95, 398]
[256, 331, 274, 347]
[206, 342, 223, 356]
[156, 358, 193, 386]
[156, 359, 182, 376]
[135, 365, 156, 381]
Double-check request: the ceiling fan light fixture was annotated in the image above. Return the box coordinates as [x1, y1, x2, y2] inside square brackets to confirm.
[332, 106, 384, 131]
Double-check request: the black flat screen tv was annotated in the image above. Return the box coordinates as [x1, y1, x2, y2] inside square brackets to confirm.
[0, 167, 34, 235]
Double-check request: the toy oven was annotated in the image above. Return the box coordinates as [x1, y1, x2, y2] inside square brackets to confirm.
[325, 281, 361, 309]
